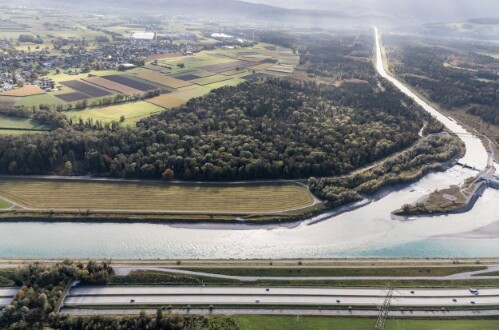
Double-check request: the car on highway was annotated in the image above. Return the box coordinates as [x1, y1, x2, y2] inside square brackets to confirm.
[470, 288, 479, 295]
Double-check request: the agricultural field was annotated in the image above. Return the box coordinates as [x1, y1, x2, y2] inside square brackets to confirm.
[147, 93, 188, 109]
[0, 178, 315, 214]
[0, 199, 11, 209]
[0, 114, 49, 132]
[82, 76, 142, 95]
[1, 16, 299, 128]
[0, 85, 44, 97]
[59, 80, 114, 98]
[14, 93, 64, 107]
[0, 96, 16, 107]
[234, 316, 499, 330]
[190, 74, 234, 86]
[130, 69, 193, 89]
[100, 74, 161, 92]
[65, 101, 165, 125]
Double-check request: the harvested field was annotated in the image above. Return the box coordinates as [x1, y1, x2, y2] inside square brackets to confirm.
[0, 96, 16, 107]
[148, 53, 182, 60]
[191, 74, 233, 86]
[131, 70, 192, 89]
[102, 75, 162, 92]
[55, 92, 90, 102]
[248, 63, 275, 71]
[198, 60, 254, 73]
[0, 85, 44, 97]
[171, 69, 213, 78]
[219, 69, 246, 76]
[82, 76, 142, 95]
[60, 80, 113, 98]
[242, 73, 272, 80]
[267, 64, 295, 73]
[175, 74, 201, 81]
[147, 94, 187, 109]
[0, 179, 315, 214]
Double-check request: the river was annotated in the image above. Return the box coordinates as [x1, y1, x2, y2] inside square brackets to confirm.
[0, 28, 497, 259]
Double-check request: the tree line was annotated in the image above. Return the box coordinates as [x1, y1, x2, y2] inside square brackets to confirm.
[309, 135, 463, 207]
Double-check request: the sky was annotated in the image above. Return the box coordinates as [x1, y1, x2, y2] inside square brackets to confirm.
[243, 0, 499, 21]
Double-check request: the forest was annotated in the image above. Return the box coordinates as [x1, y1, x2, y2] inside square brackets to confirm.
[0, 31, 437, 182]
[309, 134, 464, 206]
[385, 35, 499, 126]
[0, 77, 427, 180]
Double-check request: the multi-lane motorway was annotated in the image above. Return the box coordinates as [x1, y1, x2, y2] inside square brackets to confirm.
[62, 286, 499, 308]
[0, 287, 17, 307]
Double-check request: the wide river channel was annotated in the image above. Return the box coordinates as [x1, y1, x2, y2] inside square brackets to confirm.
[0, 28, 497, 259]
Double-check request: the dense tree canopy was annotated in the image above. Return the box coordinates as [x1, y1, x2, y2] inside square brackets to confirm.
[0, 77, 425, 180]
[385, 36, 499, 126]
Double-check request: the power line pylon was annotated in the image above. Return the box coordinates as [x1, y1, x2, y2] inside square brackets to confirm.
[374, 283, 394, 330]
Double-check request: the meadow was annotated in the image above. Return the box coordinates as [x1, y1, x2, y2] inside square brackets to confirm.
[233, 316, 499, 330]
[65, 101, 165, 125]
[0, 114, 49, 131]
[0, 179, 315, 213]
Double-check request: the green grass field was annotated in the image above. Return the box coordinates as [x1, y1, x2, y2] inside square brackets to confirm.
[14, 93, 64, 107]
[192, 74, 234, 86]
[0, 114, 49, 131]
[0, 179, 315, 213]
[177, 266, 486, 277]
[233, 316, 499, 330]
[0, 198, 11, 209]
[65, 101, 165, 125]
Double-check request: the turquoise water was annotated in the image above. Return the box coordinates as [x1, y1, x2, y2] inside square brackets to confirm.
[0, 221, 497, 259]
[354, 238, 499, 258]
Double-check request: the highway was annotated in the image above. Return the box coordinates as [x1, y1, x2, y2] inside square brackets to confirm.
[61, 307, 499, 318]
[0, 287, 18, 307]
[63, 286, 499, 308]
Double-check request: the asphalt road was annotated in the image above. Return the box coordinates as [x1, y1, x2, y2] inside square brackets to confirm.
[61, 307, 499, 318]
[113, 264, 499, 280]
[64, 286, 499, 307]
[0, 287, 17, 307]
[68, 286, 499, 298]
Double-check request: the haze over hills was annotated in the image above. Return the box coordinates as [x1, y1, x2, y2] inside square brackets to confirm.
[11, 0, 495, 27]
[246, 0, 499, 23]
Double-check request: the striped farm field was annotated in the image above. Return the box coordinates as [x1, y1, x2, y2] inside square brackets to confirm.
[191, 74, 234, 86]
[0, 178, 315, 213]
[82, 76, 142, 95]
[131, 69, 193, 89]
[0, 85, 45, 97]
[147, 93, 187, 109]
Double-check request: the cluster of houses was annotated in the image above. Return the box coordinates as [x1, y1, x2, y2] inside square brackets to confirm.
[0, 37, 197, 92]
